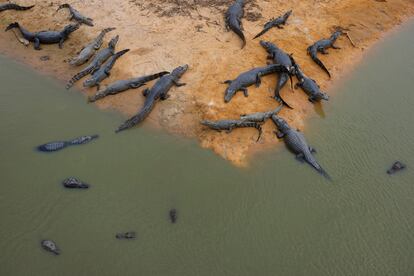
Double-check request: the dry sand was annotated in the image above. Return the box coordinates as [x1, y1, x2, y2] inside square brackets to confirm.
[0, 0, 413, 166]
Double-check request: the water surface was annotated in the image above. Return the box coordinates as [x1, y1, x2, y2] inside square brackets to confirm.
[1, 21, 414, 276]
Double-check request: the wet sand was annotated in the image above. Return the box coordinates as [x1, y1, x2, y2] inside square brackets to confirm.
[0, 0, 413, 166]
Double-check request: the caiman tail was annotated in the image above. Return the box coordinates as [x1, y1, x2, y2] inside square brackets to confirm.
[115, 99, 156, 133]
[307, 47, 331, 78]
[138, 71, 170, 83]
[253, 27, 270, 40]
[1, 4, 34, 11]
[5, 22, 19, 31]
[56, 3, 70, 11]
[231, 25, 246, 49]
[306, 156, 332, 180]
[274, 73, 293, 109]
[66, 68, 95, 89]
[254, 123, 263, 142]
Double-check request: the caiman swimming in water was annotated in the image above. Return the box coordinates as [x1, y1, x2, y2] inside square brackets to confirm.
[115, 65, 188, 133]
[271, 115, 331, 179]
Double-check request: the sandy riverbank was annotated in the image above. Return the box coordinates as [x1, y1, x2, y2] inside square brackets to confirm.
[1, 0, 413, 166]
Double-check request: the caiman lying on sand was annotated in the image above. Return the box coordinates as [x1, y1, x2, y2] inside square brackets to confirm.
[66, 35, 119, 89]
[307, 30, 343, 78]
[253, 10, 292, 39]
[57, 3, 94, 26]
[225, 0, 246, 49]
[70, 27, 116, 66]
[260, 40, 294, 108]
[271, 115, 330, 179]
[83, 49, 130, 90]
[5, 22, 79, 50]
[37, 135, 98, 152]
[88, 71, 169, 103]
[0, 2, 34, 12]
[240, 104, 283, 122]
[223, 64, 292, 103]
[290, 56, 329, 103]
[201, 119, 263, 142]
[115, 65, 188, 133]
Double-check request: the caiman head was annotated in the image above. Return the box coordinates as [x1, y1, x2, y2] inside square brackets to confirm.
[170, 64, 189, 79]
[62, 23, 80, 35]
[271, 115, 290, 133]
[200, 120, 214, 128]
[318, 92, 329, 101]
[108, 35, 120, 49]
[259, 40, 274, 53]
[224, 86, 236, 103]
[283, 10, 293, 20]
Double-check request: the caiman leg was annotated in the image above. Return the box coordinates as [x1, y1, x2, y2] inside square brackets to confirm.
[240, 87, 248, 97]
[255, 74, 262, 87]
[332, 44, 341, 49]
[34, 38, 41, 50]
[142, 88, 150, 97]
[173, 80, 186, 87]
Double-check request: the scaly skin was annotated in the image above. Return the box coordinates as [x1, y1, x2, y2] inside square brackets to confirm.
[290, 55, 329, 103]
[83, 49, 130, 90]
[253, 10, 292, 39]
[201, 119, 263, 142]
[57, 3, 94, 26]
[260, 40, 294, 108]
[66, 35, 119, 89]
[225, 0, 246, 49]
[307, 30, 343, 78]
[240, 104, 283, 122]
[88, 71, 170, 103]
[37, 135, 99, 152]
[116, 65, 188, 133]
[223, 64, 292, 103]
[70, 27, 116, 66]
[5, 22, 79, 50]
[0, 3, 34, 12]
[271, 115, 330, 179]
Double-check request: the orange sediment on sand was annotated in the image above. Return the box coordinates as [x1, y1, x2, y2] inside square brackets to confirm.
[0, 0, 413, 166]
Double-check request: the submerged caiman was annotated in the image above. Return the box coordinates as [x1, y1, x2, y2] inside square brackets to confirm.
[88, 71, 169, 102]
[115, 65, 188, 133]
[5, 22, 79, 50]
[70, 27, 116, 66]
[307, 30, 343, 78]
[260, 40, 294, 108]
[0, 3, 34, 12]
[253, 10, 292, 39]
[66, 35, 119, 89]
[225, 0, 246, 49]
[83, 48, 130, 90]
[57, 3, 94, 26]
[271, 115, 330, 179]
[37, 135, 98, 152]
[290, 56, 329, 103]
[201, 119, 263, 142]
[223, 64, 292, 103]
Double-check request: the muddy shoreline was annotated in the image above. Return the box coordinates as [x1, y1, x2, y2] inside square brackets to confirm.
[1, 0, 413, 166]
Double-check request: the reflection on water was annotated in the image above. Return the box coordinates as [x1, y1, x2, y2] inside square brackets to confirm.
[1, 20, 414, 276]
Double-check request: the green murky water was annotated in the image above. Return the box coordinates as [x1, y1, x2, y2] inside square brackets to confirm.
[1, 21, 414, 276]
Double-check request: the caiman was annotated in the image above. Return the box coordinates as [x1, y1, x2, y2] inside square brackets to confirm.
[225, 0, 246, 49]
[57, 3, 94, 26]
[83, 49, 130, 90]
[62, 177, 89, 189]
[37, 135, 99, 152]
[0, 2, 34, 12]
[260, 40, 294, 108]
[115, 65, 188, 133]
[201, 119, 263, 142]
[290, 55, 329, 103]
[387, 161, 406, 175]
[116, 232, 136, 240]
[223, 64, 292, 103]
[253, 10, 292, 39]
[307, 30, 343, 78]
[271, 115, 330, 179]
[5, 22, 79, 50]
[70, 27, 116, 66]
[41, 240, 60, 255]
[88, 71, 169, 103]
[66, 35, 119, 89]
[240, 104, 283, 123]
